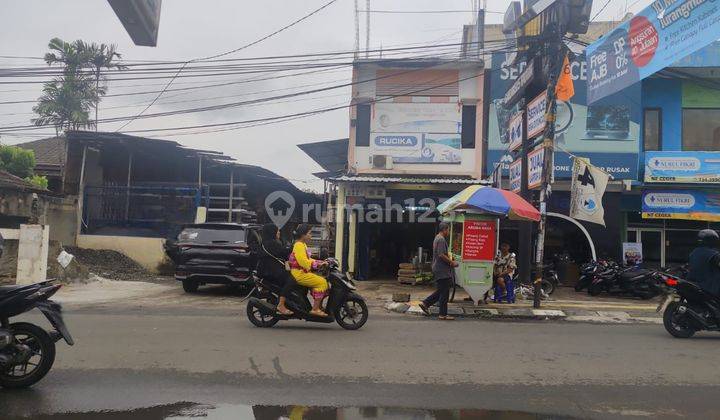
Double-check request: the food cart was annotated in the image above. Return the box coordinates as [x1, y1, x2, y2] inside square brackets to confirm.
[437, 185, 541, 304]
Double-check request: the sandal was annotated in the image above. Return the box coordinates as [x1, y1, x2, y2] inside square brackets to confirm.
[310, 309, 328, 317]
[276, 307, 294, 316]
[439, 315, 455, 321]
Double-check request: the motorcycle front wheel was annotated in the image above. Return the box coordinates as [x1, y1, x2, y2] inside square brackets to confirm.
[663, 302, 696, 338]
[0, 322, 56, 389]
[335, 297, 368, 330]
[246, 297, 280, 328]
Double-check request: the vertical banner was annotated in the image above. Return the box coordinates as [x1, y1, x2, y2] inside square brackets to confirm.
[509, 159, 522, 193]
[526, 93, 547, 139]
[570, 158, 610, 226]
[586, 0, 720, 103]
[622, 242, 644, 266]
[508, 111, 524, 151]
[462, 220, 497, 261]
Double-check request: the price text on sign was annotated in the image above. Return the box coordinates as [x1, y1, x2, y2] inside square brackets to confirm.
[462, 220, 496, 261]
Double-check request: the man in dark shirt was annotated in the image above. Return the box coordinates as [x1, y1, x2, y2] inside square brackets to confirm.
[419, 222, 458, 320]
[688, 229, 720, 296]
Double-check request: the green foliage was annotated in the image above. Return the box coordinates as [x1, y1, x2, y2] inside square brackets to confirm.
[0, 146, 36, 179]
[33, 38, 125, 134]
[25, 175, 49, 190]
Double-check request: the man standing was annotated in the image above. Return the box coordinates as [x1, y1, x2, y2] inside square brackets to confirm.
[419, 222, 458, 320]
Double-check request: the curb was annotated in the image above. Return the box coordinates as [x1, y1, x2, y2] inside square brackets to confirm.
[385, 302, 661, 324]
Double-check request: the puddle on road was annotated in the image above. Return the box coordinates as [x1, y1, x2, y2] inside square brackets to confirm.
[6, 401, 580, 420]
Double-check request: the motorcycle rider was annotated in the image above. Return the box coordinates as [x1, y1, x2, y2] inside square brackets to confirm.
[688, 229, 720, 296]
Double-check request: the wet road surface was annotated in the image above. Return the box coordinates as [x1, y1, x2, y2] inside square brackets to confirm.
[1, 304, 719, 419]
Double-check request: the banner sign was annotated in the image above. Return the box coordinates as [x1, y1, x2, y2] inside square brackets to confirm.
[570, 158, 609, 226]
[508, 112, 524, 151]
[528, 147, 545, 189]
[462, 220, 496, 261]
[487, 51, 641, 180]
[509, 159, 522, 193]
[642, 189, 720, 222]
[526, 93, 547, 139]
[586, 0, 720, 103]
[622, 242, 643, 266]
[371, 103, 462, 164]
[504, 59, 534, 106]
[645, 151, 720, 183]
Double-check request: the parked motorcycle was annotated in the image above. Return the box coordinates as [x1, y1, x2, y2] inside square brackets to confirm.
[575, 260, 617, 292]
[588, 265, 663, 299]
[246, 258, 369, 330]
[658, 275, 720, 338]
[0, 280, 74, 388]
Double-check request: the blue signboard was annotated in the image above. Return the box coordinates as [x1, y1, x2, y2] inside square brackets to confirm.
[487, 51, 641, 180]
[586, 0, 720, 104]
[642, 189, 720, 222]
[645, 151, 720, 183]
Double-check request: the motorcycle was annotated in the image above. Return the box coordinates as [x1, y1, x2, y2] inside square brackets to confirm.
[0, 280, 74, 388]
[658, 275, 720, 338]
[575, 260, 617, 292]
[246, 258, 369, 330]
[588, 266, 663, 299]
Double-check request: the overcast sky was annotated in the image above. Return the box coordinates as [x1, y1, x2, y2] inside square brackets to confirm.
[0, 0, 650, 191]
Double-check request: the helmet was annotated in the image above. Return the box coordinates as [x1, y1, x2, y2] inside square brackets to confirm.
[698, 229, 719, 246]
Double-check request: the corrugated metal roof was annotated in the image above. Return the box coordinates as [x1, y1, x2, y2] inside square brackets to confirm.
[330, 175, 488, 185]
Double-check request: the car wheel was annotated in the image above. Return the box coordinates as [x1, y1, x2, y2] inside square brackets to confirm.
[182, 279, 199, 293]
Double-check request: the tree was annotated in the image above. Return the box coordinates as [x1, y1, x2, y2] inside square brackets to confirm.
[0, 146, 36, 179]
[76, 41, 126, 129]
[32, 38, 123, 134]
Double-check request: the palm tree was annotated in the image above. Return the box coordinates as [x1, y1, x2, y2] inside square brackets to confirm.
[33, 38, 123, 134]
[76, 42, 127, 129]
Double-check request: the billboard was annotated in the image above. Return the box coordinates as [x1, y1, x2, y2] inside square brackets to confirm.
[370, 103, 462, 164]
[487, 51, 640, 180]
[586, 0, 720, 103]
[645, 151, 720, 183]
[642, 189, 720, 222]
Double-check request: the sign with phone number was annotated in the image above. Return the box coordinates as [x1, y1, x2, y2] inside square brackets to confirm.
[586, 0, 720, 104]
[645, 151, 720, 183]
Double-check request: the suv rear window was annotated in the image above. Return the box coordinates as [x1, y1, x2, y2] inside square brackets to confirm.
[178, 227, 246, 244]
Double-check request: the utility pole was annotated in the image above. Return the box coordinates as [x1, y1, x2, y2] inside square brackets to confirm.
[354, 0, 360, 59]
[532, 24, 565, 309]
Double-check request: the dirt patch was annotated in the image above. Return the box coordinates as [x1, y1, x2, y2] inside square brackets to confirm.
[64, 247, 151, 281]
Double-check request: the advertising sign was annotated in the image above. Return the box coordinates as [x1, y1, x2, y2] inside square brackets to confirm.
[527, 147, 545, 189]
[371, 103, 462, 164]
[504, 59, 534, 106]
[645, 151, 720, 183]
[508, 112, 524, 151]
[642, 189, 720, 222]
[509, 159, 522, 193]
[526, 93, 547, 139]
[570, 158, 609, 226]
[586, 0, 720, 104]
[487, 51, 640, 180]
[622, 242, 643, 266]
[462, 220, 496, 261]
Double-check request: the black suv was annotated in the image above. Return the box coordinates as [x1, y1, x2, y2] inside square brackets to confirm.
[165, 223, 260, 293]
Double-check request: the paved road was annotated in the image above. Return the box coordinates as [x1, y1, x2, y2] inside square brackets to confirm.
[1, 304, 719, 419]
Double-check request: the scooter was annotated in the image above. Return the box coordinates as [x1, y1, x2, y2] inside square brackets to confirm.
[588, 266, 663, 299]
[246, 258, 369, 330]
[0, 280, 74, 388]
[658, 275, 720, 338]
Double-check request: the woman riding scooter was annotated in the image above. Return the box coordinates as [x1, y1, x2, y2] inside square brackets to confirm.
[257, 224, 295, 316]
[289, 224, 329, 317]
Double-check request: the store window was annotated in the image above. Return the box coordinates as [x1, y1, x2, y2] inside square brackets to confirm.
[682, 109, 720, 150]
[666, 230, 698, 265]
[355, 104, 371, 146]
[643, 108, 661, 151]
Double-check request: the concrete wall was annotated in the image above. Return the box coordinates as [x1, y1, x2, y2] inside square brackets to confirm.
[16, 224, 49, 285]
[46, 196, 77, 246]
[76, 234, 166, 273]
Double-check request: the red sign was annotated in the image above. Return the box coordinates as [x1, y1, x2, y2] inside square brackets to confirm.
[461, 220, 496, 261]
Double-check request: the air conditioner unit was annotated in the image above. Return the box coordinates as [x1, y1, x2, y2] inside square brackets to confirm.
[371, 155, 393, 170]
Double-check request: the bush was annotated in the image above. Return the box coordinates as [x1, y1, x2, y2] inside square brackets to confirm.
[0, 146, 36, 179]
[25, 174, 48, 190]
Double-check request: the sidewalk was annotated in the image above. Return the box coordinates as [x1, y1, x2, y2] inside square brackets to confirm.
[357, 281, 663, 324]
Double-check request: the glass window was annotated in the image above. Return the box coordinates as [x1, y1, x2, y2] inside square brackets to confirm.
[643, 108, 661, 151]
[682, 109, 720, 150]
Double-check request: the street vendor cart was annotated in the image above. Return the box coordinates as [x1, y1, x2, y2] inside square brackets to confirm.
[437, 185, 541, 304]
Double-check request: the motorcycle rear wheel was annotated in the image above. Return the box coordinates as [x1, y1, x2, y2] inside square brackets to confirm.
[246, 297, 280, 328]
[663, 302, 696, 338]
[335, 297, 368, 330]
[0, 322, 56, 389]
[588, 283, 603, 296]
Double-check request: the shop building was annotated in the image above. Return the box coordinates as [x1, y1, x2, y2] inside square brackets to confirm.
[300, 57, 486, 280]
[626, 42, 720, 268]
